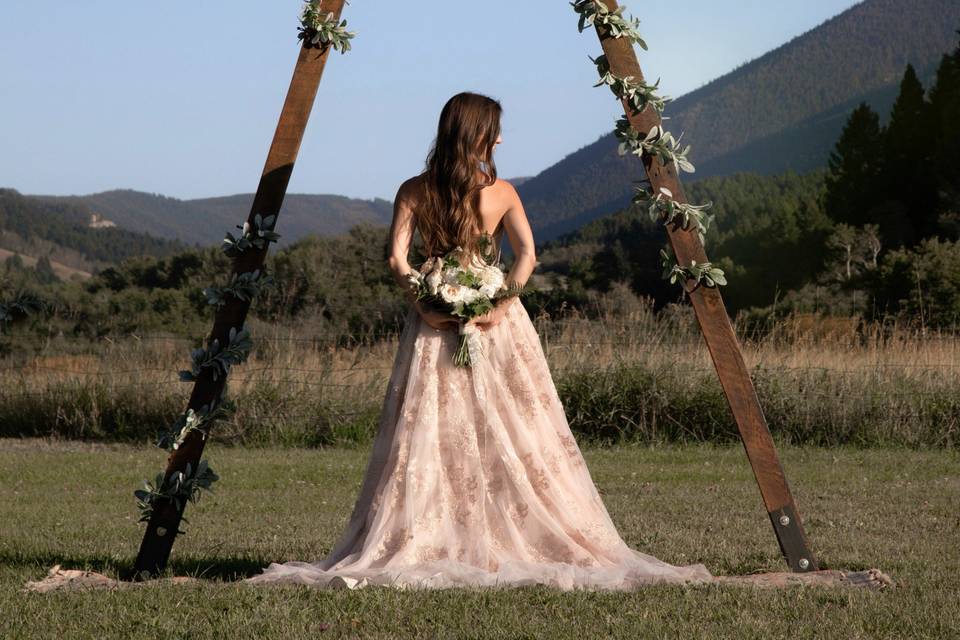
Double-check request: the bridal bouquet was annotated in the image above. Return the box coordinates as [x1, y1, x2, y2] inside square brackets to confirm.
[405, 236, 523, 367]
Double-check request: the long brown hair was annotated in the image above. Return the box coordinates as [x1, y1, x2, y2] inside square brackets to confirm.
[415, 91, 502, 259]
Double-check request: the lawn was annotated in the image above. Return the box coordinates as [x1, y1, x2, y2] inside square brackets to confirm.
[2, 439, 958, 639]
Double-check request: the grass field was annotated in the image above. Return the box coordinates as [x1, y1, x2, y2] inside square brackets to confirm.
[3, 439, 958, 639]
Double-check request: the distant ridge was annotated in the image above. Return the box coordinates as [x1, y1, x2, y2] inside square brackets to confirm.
[29, 177, 533, 246]
[31, 189, 394, 246]
[14, 0, 959, 248]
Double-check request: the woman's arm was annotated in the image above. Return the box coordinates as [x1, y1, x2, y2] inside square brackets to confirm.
[387, 178, 458, 330]
[386, 178, 418, 288]
[469, 182, 537, 329]
[499, 180, 536, 292]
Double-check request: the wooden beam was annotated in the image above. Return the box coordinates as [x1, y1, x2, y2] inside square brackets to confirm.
[590, 2, 818, 572]
[130, 0, 347, 579]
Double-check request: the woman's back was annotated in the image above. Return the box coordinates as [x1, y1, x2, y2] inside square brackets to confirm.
[410, 170, 509, 258]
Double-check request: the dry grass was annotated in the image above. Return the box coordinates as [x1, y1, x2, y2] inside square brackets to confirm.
[2, 304, 958, 446]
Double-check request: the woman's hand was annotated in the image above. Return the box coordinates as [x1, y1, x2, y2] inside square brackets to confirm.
[419, 306, 459, 331]
[467, 297, 515, 332]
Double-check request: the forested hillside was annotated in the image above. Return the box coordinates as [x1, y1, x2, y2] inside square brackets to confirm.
[518, 0, 960, 242]
[0, 189, 184, 275]
[536, 42, 960, 327]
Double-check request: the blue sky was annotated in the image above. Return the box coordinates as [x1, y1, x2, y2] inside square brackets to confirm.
[1, 1, 859, 201]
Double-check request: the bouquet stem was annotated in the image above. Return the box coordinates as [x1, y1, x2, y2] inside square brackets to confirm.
[453, 327, 471, 367]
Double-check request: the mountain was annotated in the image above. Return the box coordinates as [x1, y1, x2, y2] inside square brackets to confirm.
[505, 176, 534, 187]
[33, 189, 394, 246]
[517, 0, 960, 243]
[0, 188, 185, 276]
[29, 175, 534, 246]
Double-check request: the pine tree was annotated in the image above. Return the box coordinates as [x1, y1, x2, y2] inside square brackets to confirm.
[823, 102, 884, 228]
[34, 255, 58, 284]
[928, 30, 960, 237]
[879, 64, 938, 243]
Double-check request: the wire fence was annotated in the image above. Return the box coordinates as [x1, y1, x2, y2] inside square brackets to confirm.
[5, 360, 960, 378]
[4, 322, 960, 409]
[4, 313, 960, 345]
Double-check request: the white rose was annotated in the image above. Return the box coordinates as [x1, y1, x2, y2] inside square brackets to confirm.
[439, 283, 466, 304]
[460, 287, 482, 304]
[482, 265, 504, 289]
[479, 282, 499, 298]
[441, 267, 460, 285]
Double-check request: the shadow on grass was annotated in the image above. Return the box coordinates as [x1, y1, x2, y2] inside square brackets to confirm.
[10, 549, 875, 586]
[3, 549, 268, 583]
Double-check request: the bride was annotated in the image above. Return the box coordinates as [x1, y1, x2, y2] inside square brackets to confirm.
[244, 91, 713, 591]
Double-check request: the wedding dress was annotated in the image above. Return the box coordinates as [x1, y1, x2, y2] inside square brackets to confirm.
[244, 235, 713, 592]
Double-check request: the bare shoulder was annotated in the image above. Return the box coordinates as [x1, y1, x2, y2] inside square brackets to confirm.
[491, 178, 521, 202]
[395, 174, 426, 203]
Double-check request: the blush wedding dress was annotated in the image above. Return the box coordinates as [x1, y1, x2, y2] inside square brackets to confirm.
[244, 239, 713, 592]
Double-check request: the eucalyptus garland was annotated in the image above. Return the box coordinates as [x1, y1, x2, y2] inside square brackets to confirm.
[298, 0, 356, 52]
[222, 214, 281, 258]
[661, 248, 727, 290]
[571, 0, 727, 289]
[614, 118, 695, 173]
[133, 0, 356, 536]
[179, 326, 253, 383]
[204, 269, 275, 308]
[135, 460, 220, 527]
[590, 53, 669, 115]
[136, 223, 259, 528]
[156, 400, 236, 452]
[633, 185, 714, 245]
[570, 0, 647, 49]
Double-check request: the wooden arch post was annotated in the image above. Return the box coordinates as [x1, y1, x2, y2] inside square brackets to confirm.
[131, 0, 347, 578]
[588, 1, 817, 572]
